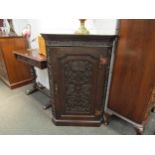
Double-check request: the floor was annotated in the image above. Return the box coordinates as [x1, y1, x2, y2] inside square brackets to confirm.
[0, 80, 154, 135]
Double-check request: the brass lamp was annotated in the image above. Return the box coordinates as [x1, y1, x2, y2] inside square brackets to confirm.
[75, 19, 90, 35]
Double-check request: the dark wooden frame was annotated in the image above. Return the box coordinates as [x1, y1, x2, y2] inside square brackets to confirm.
[104, 19, 155, 134]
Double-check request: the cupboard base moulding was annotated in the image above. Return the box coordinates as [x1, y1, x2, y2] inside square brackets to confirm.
[52, 116, 103, 127]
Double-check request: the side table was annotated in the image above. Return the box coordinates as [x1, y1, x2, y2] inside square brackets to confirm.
[14, 50, 51, 109]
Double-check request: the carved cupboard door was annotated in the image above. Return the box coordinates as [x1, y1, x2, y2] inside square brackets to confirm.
[48, 47, 110, 126]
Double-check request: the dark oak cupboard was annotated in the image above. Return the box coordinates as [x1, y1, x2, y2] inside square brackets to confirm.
[43, 34, 116, 126]
[105, 20, 155, 134]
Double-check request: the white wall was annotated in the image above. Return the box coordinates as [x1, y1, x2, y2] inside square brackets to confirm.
[39, 19, 117, 34]
[13, 19, 118, 89]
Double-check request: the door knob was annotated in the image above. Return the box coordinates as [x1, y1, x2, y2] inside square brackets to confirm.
[100, 56, 108, 65]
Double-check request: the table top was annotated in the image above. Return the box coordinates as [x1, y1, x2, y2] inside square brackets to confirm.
[14, 50, 47, 69]
[14, 50, 47, 62]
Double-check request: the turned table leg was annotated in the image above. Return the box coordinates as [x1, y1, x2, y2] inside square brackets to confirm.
[26, 66, 52, 110]
[26, 66, 38, 95]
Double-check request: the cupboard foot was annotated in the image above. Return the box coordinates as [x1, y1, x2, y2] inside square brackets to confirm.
[151, 106, 155, 112]
[135, 127, 144, 135]
[103, 113, 111, 126]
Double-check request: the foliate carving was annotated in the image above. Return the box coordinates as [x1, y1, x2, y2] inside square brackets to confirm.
[63, 59, 95, 113]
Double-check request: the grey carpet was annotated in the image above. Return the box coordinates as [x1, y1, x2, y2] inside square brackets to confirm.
[0, 80, 154, 135]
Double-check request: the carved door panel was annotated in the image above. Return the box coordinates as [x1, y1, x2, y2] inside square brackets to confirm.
[49, 47, 109, 120]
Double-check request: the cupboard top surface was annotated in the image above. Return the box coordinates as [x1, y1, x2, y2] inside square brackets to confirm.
[42, 34, 117, 48]
[42, 34, 116, 40]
